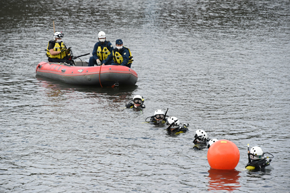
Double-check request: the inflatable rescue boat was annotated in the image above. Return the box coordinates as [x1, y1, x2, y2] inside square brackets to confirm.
[35, 61, 138, 86]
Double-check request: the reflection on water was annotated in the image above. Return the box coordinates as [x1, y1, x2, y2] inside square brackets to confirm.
[207, 169, 241, 191]
[37, 77, 138, 97]
[36, 77, 138, 111]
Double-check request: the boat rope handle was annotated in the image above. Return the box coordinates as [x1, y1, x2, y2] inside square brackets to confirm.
[99, 65, 103, 88]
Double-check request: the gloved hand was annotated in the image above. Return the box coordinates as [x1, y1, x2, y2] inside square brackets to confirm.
[60, 49, 66, 53]
[66, 47, 71, 54]
[96, 59, 101, 65]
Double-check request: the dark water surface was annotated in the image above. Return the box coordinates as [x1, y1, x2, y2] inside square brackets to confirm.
[1, 0, 290, 192]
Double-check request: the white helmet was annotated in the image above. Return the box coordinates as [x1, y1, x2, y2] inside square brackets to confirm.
[133, 95, 144, 104]
[250, 146, 264, 160]
[54, 32, 64, 39]
[167, 117, 180, 128]
[154, 109, 165, 116]
[133, 95, 142, 100]
[98, 31, 106, 39]
[208, 139, 218, 148]
[154, 109, 165, 120]
[195, 129, 208, 142]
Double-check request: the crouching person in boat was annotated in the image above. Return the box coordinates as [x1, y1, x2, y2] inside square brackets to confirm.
[166, 117, 189, 136]
[102, 39, 133, 68]
[145, 109, 169, 126]
[88, 31, 113, 66]
[125, 95, 145, 109]
[193, 129, 209, 150]
[245, 145, 274, 171]
[46, 32, 73, 65]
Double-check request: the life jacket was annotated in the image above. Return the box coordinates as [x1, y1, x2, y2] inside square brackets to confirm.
[96, 41, 111, 61]
[113, 47, 133, 66]
[46, 41, 67, 59]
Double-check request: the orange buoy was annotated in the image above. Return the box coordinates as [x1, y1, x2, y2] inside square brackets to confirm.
[207, 139, 240, 170]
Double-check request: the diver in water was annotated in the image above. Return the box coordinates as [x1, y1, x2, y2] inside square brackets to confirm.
[125, 95, 145, 109]
[145, 109, 169, 126]
[207, 138, 218, 148]
[166, 117, 189, 136]
[245, 145, 274, 171]
[193, 129, 209, 150]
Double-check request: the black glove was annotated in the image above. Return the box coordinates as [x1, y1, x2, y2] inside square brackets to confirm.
[60, 49, 66, 53]
[66, 47, 71, 54]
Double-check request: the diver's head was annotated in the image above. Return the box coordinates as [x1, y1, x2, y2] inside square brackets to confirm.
[207, 138, 218, 148]
[194, 129, 208, 143]
[154, 109, 165, 121]
[167, 116, 180, 130]
[250, 146, 264, 160]
[133, 95, 144, 108]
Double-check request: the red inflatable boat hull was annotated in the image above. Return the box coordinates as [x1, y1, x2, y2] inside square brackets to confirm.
[36, 62, 138, 86]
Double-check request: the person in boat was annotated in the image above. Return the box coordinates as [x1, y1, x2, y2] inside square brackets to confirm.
[245, 146, 273, 171]
[166, 117, 189, 136]
[102, 39, 133, 68]
[88, 31, 113, 66]
[46, 32, 73, 65]
[125, 95, 145, 109]
[193, 129, 209, 150]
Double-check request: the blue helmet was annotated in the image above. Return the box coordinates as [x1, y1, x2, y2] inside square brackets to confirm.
[116, 39, 123, 45]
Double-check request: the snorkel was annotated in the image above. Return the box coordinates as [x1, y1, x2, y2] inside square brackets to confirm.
[247, 144, 251, 163]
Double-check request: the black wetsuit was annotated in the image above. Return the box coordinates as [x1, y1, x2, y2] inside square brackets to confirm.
[193, 138, 208, 150]
[147, 116, 167, 126]
[125, 101, 145, 109]
[245, 157, 271, 171]
[167, 123, 189, 136]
